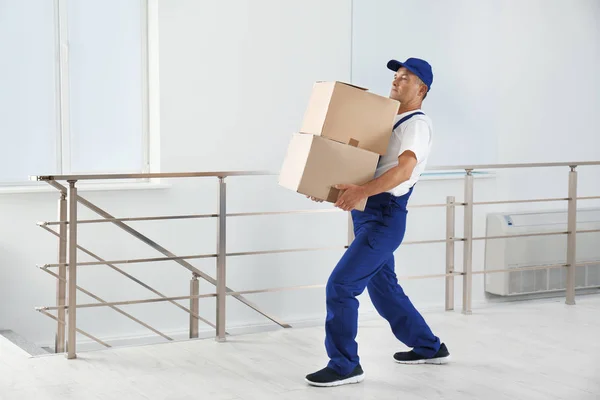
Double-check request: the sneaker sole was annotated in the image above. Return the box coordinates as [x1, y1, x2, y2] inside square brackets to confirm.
[305, 373, 365, 387]
[395, 355, 450, 365]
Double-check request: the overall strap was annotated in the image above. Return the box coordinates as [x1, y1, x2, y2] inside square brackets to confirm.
[393, 111, 424, 130]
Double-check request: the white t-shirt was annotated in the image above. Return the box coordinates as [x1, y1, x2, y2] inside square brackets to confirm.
[374, 110, 433, 197]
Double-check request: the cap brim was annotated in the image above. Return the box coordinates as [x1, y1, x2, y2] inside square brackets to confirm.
[387, 59, 403, 72]
[387, 59, 419, 77]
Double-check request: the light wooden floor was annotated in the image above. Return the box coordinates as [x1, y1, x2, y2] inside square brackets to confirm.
[2, 295, 599, 400]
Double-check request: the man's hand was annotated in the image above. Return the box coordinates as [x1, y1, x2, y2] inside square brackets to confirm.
[334, 184, 368, 211]
[306, 195, 323, 203]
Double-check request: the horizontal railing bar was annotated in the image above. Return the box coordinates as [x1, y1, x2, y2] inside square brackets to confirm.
[31, 161, 600, 182]
[37, 309, 111, 348]
[471, 264, 568, 275]
[31, 171, 273, 181]
[576, 260, 600, 266]
[40, 230, 599, 268]
[577, 229, 600, 234]
[578, 196, 600, 201]
[227, 247, 344, 257]
[226, 284, 326, 296]
[57, 261, 593, 302]
[398, 272, 464, 280]
[473, 198, 568, 206]
[403, 238, 453, 245]
[469, 262, 592, 276]
[228, 209, 342, 217]
[473, 231, 568, 241]
[38, 293, 217, 310]
[226, 272, 466, 295]
[39, 204, 461, 226]
[40, 213, 219, 225]
[210, 262, 600, 296]
[38, 205, 600, 227]
[228, 240, 463, 257]
[231, 207, 465, 216]
[228, 238, 466, 258]
[234, 207, 464, 217]
[408, 203, 456, 209]
[427, 161, 600, 170]
[470, 228, 598, 242]
[42, 253, 218, 268]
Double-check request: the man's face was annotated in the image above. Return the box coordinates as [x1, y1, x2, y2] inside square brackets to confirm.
[390, 67, 426, 102]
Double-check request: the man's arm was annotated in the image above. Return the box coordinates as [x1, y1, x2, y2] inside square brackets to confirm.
[331, 119, 430, 211]
[333, 150, 417, 211]
[361, 151, 417, 197]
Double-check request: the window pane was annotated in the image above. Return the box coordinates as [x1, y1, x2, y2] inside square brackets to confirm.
[67, 0, 145, 174]
[0, 0, 58, 184]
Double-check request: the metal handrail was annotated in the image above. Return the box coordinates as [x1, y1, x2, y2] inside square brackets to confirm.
[29, 160, 600, 182]
[31, 160, 600, 359]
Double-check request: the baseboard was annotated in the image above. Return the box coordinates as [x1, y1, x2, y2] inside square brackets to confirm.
[1, 330, 50, 356]
[484, 287, 600, 303]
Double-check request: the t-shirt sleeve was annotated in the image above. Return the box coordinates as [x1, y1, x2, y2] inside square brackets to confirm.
[398, 120, 431, 162]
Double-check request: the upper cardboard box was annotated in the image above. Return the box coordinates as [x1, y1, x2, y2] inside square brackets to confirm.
[300, 81, 400, 155]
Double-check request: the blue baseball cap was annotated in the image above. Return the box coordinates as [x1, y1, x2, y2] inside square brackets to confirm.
[387, 58, 433, 91]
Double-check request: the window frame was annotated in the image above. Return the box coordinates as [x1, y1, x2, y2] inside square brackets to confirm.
[1, 0, 154, 191]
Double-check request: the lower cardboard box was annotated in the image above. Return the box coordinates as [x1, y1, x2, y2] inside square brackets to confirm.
[278, 133, 379, 211]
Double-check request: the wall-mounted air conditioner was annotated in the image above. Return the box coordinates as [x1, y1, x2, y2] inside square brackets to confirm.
[484, 208, 600, 296]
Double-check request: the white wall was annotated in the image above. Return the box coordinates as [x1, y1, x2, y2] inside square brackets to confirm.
[488, 0, 600, 211]
[351, 0, 600, 169]
[1, 0, 599, 350]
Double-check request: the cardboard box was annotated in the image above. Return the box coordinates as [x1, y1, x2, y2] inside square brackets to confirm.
[300, 81, 400, 156]
[278, 133, 379, 211]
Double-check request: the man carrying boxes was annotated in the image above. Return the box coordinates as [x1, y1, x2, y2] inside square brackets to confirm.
[279, 57, 450, 387]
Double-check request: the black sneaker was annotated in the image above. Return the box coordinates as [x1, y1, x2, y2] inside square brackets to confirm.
[394, 343, 450, 365]
[305, 365, 365, 387]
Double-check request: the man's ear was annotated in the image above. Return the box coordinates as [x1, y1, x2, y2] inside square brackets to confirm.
[419, 84, 428, 99]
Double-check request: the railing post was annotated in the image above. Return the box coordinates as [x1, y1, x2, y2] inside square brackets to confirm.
[216, 177, 227, 341]
[66, 180, 78, 359]
[190, 273, 199, 338]
[566, 166, 578, 305]
[462, 171, 474, 315]
[445, 196, 455, 311]
[55, 191, 67, 353]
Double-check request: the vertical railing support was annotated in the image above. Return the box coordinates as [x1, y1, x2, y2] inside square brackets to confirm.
[216, 177, 227, 341]
[55, 190, 67, 353]
[566, 166, 578, 305]
[190, 273, 199, 338]
[445, 196, 455, 311]
[462, 170, 474, 315]
[66, 180, 78, 359]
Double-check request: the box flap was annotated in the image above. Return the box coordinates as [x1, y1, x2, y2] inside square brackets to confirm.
[316, 80, 368, 91]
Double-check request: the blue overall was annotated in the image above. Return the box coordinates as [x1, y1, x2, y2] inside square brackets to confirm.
[324, 112, 441, 376]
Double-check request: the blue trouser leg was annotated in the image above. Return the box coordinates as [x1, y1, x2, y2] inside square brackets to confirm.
[367, 256, 440, 357]
[324, 191, 440, 375]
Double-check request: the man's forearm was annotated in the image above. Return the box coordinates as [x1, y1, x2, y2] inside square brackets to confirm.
[361, 164, 411, 198]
